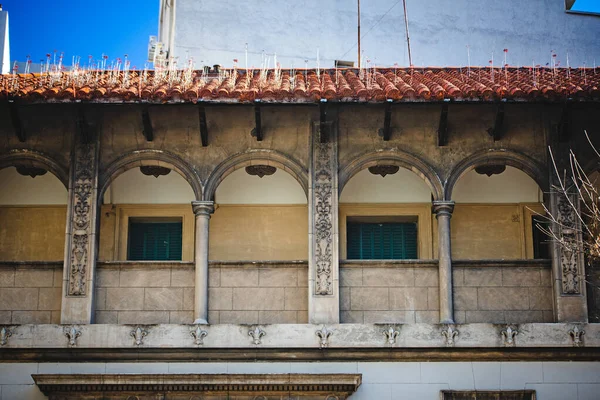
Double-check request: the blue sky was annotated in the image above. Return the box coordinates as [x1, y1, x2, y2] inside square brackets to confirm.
[570, 0, 600, 13]
[3, 0, 159, 70]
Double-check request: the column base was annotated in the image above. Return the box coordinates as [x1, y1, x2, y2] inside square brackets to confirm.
[440, 318, 455, 324]
[193, 318, 209, 325]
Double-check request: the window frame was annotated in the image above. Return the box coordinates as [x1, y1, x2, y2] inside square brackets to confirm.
[127, 218, 184, 261]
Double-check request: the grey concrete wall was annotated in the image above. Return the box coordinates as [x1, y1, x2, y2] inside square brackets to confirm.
[2, 361, 600, 399]
[170, 0, 600, 68]
[454, 265, 553, 324]
[0, 262, 62, 324]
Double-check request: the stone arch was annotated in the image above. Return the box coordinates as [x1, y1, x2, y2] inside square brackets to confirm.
[0, 149, 69, 188]
[203, 150, 308, 201]
[338, 150, 444, 201]
[99, 150, 203, 201]
[445, 149, 548, 201]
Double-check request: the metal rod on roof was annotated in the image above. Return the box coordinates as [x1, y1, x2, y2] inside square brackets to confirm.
[358, 0, 361, 68]
[402, 0, 412, 66]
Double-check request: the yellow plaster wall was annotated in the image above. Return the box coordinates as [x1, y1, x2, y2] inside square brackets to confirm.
[209, 205, 308, 260]
[0, 206, 67, 261]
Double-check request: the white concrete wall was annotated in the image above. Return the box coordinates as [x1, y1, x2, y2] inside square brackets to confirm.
[169, 0, 600, 68]
[103, 168, 195, 204]
[0, 168, 67, 205]
[453, 166, 542, 204]
[0, 9, 9, 74]
[215, 168, 307, 204]
[1, 361, 599, 400]
[340, 168, 431, 203]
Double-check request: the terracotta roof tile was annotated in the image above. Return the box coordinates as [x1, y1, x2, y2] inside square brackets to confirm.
[1, 67, 599, 103]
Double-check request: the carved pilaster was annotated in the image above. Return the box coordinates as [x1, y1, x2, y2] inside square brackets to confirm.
[61, 136, 100, 324]
[308, 120, 339, 323]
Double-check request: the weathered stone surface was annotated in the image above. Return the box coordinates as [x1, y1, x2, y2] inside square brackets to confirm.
[297, 268, 308, 287]
[0, 270, 15, 287]
[389, 288, 428, 311]
[453, 268, 465, 286]
[0, 310, 11, 323]
[53, 269, 62, 287]
[504, 310, 545, 323]
[340, 311, 364, 323]
[183, 287, 195, 310]
[540, 268, 552, 286]
[219, 310, 259, 324]
[350, 287, 389, 310]
[454, 287, 478, 310]
[416, 310, 440, 323]
[259, 310, 298, 324]
[477, 287, 530, 311]
[95, 311, 118, 324]
[297, 310, 309, 323]
[502, 268, 541, 287]
[0, 288, 38, 310]
[144, 288, 183, 311]
[463, 268, 502, 287]
[340, 287, 350, 311]
[465, 311, 505, 323]
[340, 268, 363, 287]
[528, 287, 553, 310]
[14, 269, 54, 287]
[105, 288, 144, 311]
[119, 269, 171, 287]
[232, 288, 285, 310]
[11, 310, 51, 324]
[169, 311, 193, 324]
[284, 287, 307, 311]
[94, 288, 107, 310]
[171, 268, 194, 287]
[221, 268, 258, 287]
[208, 288, 233, 310]
[414, 268, 438, 287]
[38, 287, 61, 311]
[427, 287, 440, 311]
[117, 311, 170, 324]
[96, 269, 120, 288]
[364, 310, 416, 323]
[258, 268, 297, 287]
[362, 268, 414, 287]
[208, 267, 221, 287]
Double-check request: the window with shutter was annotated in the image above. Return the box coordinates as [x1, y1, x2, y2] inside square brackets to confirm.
[128, 219, 183, 261]
[347, 222, 418, 260]
[532, 215, 551, 259]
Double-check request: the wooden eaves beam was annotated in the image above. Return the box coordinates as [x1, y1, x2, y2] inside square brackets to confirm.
[378, 100, 393, 141]
[437, 102, 449, 146]
[251, 101, 262, 141]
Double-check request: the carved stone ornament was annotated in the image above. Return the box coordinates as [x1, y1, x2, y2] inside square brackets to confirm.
[474, 164, 506, 177]
[316, 326, 333, 348]
[64, 326, 82, 348]
[245, 165, 277, 178]
[190, 325, 208, 346]
[441, 325, 459, 347]
[15, 165, 47, 178]
[501, 326, 518, 347]
[130, 326, 148, 346]
[382, 326, 400, 346]
[248, 326, 266, 345]
[313, 142, 334, 295]
[368, 165, 400, 177]
[139, 165, 171, 178]
[0, 326, 12, 346]
[569, 325, 585, 347]
[67, 141, 97, 296]
[557, 194, 582, 294]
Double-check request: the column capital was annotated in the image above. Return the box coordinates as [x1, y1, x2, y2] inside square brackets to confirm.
[192, 201, 214, 216]
[432, 201, 455, 216]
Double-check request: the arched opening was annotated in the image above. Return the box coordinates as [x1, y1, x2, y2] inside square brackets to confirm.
[0, 166, 68, 261]
[210, 166, 308, 260]
[451, 165, 545, 260]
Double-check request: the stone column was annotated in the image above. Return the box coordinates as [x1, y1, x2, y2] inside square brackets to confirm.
[550, 190, 588, 322]
[192, 201, 214, 324]
[432, 201, 455, 324]
[61, 136, 100, 324]
[308, 120, 339, 324]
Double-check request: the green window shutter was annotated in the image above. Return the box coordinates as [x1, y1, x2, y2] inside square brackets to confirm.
[347, 222, 418, 260]
[128, 222, 183, 261]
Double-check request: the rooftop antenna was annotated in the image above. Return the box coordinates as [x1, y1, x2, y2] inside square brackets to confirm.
[466, 45, 471, 77]
[245, 43, 248, 71]
[402, 0, 412, 66]
[357, 0, 361, 68]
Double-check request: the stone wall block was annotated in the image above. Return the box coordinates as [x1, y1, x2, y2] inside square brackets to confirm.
[463, 268, 502, 287]
[119, 269, 171, 287]
[14, 269, 54, 287]
[364, 310, 416, 324]
[502, 268, 541, 287]
[182, 287, 194, 310]
[38, 287, 62, 311]
[208, 287, 233, 310]
[362, 268, 414, 287]
[171, 268, 194, 287]
[284, 287, 308, 311]
[454, 287, 478, 310]
[94, 288, 107, 310]
[340, 268, 363, 287]
[259, 310, 298, 324]
[465, 310, 505, 323]
[389, 287, 428, 311]
[340, 287, 350, 311]
[350, 287, 389, 310]
[0, 269, 15, 287]
[221, 268, 259, 287]
[0, 288, 39, 310]
[297, 268, 308, 287]
[477, 287, 530, 311]
[52, 269, 63, 287]
[540, 268, 552, 286]
[144, 287, 184, 311]
[11, 310, 51, 324]
[504, 310, 545, 323]
[105, 287, 144, 310]
[232, 287, 285, 310]
[95, 311, 118, 324]
[528, 287, 553, 310]
[453, 268, 465, 286]
[340, 310, 364, 323]
[0, 311, 11, 323]
[416, 310, 440, 323]
[169, 311, 193, 324]
[427, 287, 440, 311]
[208, 267, 221, 287]
[219, 310, 259, 324]
[117, 311, 170, 324]
[259, 268, 298, 287]
[96, 269, 120, 288]
[414, 268, 439, 287]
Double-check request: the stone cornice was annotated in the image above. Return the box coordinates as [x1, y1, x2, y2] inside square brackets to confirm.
[32, 373, 362, 399]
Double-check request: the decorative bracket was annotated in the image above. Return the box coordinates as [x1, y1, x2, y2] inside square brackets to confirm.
[130, 326, 148, 347]
[378, 100, 393, 141]
[569, 325, 585, 347]
[190, 325, 208, 346]
[487, 102, 505, 141]
[141, 106, 153, 142]
[0, 326, 12, 346]
[437, 102, 449, 146]
[198, 105, 209, 146]
[316, 326, 333, 348]
[501, 325, 518, 347]
[248, 326, 266, 345]
[251, 102, 263, 141]
[64, 326, 82, 348]
[382, 326, 400, 346]
[441, 325, 459, 347]
[8, 99, 26, 142]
